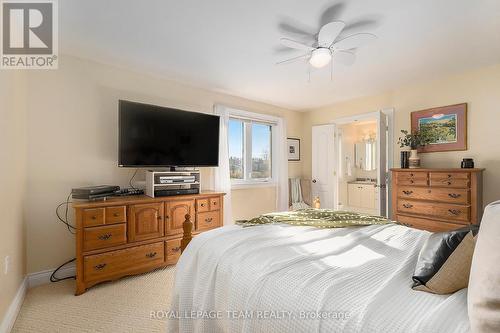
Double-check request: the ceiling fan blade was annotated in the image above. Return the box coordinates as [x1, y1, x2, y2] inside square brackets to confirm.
[332, 33, 377, 50]
[334, 50, 356, 66]
[278, 22, 316, 41]
[318, 21, 345, 47]
[276, 53, 310, 65]
[280, 38, 314, 51]
[318, 3, 346, 28]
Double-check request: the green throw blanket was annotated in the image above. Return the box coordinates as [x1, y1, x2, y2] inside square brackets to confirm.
[236, 208, 390, 228]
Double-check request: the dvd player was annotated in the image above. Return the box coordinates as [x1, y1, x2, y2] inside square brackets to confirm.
[154, 188, 199, 197]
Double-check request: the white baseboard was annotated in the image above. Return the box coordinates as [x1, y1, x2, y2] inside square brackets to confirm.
[0, 277, 27, 333]
[27, 263, 76, 288]
[0, 264, 76, 333]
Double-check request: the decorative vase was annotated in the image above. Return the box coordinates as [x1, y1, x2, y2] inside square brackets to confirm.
[408, 149, 421, 168]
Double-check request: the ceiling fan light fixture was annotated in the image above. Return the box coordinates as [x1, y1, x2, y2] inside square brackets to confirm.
[309, 48, 332, 68]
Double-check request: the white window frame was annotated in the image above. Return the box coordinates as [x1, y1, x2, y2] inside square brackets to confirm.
[227, 108, 279, 189]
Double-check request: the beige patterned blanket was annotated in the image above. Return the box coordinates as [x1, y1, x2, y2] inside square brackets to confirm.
[236, 208, 390, 228]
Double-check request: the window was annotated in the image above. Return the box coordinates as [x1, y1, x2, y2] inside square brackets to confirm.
[228, 116, 275, 186]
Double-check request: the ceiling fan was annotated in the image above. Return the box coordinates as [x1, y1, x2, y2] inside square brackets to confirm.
[277, 21, 376, 70]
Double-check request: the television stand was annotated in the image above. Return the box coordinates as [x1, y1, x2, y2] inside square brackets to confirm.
[145, 170, 200, 198]
[73, 191, 225, 295]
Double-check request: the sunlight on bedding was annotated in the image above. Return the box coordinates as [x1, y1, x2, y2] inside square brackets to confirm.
[318, 245, 385, 268]
[172, 224, 469, 333]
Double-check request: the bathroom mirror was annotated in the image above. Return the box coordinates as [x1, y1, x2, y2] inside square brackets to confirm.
[355, 141, 377, 171]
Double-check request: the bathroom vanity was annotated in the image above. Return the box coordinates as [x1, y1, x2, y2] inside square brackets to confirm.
[347, 180, 378, 213]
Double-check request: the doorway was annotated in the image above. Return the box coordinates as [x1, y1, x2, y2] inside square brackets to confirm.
[311, 109, 393, 217]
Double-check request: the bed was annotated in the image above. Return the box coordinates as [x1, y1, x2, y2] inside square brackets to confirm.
[169, 217, 471, 333]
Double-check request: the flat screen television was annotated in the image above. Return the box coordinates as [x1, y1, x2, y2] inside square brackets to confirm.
[118, 100, 220, 167]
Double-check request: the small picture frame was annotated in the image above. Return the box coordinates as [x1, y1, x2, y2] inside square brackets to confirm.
[287, 138, 300, 161]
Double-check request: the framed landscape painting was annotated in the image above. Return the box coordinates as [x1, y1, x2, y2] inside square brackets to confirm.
[411, 103, 467, 153]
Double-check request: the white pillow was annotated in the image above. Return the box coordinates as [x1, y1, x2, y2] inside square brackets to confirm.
[468, 200, 500, 332]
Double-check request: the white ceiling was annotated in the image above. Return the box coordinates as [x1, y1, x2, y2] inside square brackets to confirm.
[60, 0, 500, 110]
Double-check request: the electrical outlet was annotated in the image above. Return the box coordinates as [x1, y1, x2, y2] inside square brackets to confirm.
[4, 256, 10, 275]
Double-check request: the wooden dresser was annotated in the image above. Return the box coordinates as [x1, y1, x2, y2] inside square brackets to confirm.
[73, 192, 224, 295]
[391, 168, 484, 232]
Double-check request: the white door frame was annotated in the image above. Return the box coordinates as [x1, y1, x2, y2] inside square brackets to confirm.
[329, 109, 394, 216]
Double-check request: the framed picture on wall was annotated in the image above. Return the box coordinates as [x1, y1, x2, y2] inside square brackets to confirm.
[287, 138, 300, 161]
[411, 103, 467, 153]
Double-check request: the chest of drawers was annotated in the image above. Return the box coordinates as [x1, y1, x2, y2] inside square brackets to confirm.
[73, 192, 224, 295]
[390, 168, 484, 232]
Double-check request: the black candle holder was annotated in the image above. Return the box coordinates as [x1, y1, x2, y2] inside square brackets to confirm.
[400, 151, 410, 168]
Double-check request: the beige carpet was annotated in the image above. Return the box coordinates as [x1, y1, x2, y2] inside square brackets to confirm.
[12, 266, 176, 333]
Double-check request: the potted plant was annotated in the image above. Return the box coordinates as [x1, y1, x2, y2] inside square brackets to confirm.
[398, 130, 431, 168]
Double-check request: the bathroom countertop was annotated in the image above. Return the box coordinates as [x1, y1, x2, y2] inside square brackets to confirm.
[348, 180, 376, 185]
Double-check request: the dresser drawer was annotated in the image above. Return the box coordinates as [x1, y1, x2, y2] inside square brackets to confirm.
[105, 206, 127, 224]
[209, 197, 221, 211]
[82, 206, 127, 227]
[196, 199, 209, 212]
[83, 224, 127, 251]
[396, 215, 466, 232]
[82, 208, 105, 227]
[197, 211, 220, 231]
[165, 238, 182, 264]
[84, 242, 164, 282]
[397, 200, 470, 223]
[396, 172, 428, 186]
[429, 172, 470, 188]
[397, 187, 470, 205]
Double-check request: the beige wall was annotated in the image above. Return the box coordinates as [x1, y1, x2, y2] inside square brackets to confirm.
[0, 72, 27, 320]
[302, 64, 500, 207]
[8, 53, 500, 279]
[23, 55, 303, 273]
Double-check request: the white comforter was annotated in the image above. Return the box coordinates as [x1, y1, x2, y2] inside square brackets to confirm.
[169, 223, 470, 333]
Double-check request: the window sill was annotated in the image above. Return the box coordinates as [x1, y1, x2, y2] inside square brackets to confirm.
[231, 181, 277, 190]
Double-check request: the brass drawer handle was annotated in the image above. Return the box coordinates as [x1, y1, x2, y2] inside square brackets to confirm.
[94, 263, 106, 270]
[91, 216, 97, 220]
[171, 246, 181, 253]
[200, 203, 205, 207]
[410, 180, 414, 184]
[205, 217, 213, 223]
[402, 190, 413, 195]
[448, 193, 461, 199]
[403, 203, 413, 209]
[113, 213, 119, 217]
[146, 252, 157, 258]
[98, 233, 112, 241]
[448, 209, 461, 216]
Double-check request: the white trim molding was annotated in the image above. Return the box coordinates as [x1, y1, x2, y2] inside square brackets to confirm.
[0, 278, 27, 333]
[27, 264, 76, 289]
[0, 264, 76, 333]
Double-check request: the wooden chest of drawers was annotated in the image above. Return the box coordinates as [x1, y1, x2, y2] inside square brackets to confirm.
[73, 192, 224, 295]
[391, 168, 484, 232]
